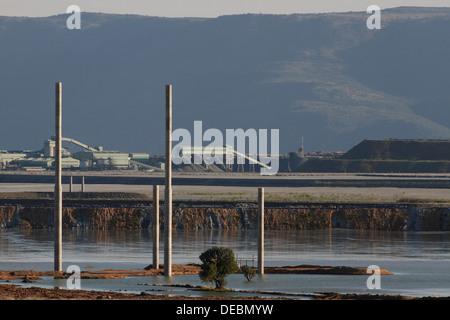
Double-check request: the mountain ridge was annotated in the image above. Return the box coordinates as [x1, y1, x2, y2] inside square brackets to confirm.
[0, 7, 449, 154]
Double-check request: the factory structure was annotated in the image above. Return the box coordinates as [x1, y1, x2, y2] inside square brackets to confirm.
[0, 136, 313, 173]
[0, 137, 165, 172]
[4, 136, 445, 174]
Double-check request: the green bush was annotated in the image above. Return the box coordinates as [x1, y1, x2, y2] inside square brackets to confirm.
[241, 265, 256, 281]
[199, 247, 239, 289]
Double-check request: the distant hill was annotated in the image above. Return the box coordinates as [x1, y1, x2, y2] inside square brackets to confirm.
[297, 139, 450, 173]
[0, 7, 449, 155]
[341, 139, 450, 161]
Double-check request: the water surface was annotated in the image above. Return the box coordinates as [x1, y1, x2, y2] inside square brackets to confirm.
[1, 229, 449, 298]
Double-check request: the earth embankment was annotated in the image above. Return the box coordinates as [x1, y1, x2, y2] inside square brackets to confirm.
[0, 193, 448, 231]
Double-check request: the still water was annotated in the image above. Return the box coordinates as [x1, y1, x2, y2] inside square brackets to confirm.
[0, 229, 449, 298]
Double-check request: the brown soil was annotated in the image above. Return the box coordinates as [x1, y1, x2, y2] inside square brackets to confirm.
[0, 283, 211, 300]
[1, 284, 448, 300]
[0, 264, 392, 281]
[314, 293, 450, 300]
[263, 265, 393, 275]
[0, 264, 201, 281]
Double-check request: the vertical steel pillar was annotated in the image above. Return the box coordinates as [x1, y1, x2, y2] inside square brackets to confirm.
[54, 82, 63, 272]
[164, 85, 173, 276]
[153, 185, 160, 269]
[257, 187, 264, 274]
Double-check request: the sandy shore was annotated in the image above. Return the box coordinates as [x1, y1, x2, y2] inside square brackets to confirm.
[0, 264, 393, 281]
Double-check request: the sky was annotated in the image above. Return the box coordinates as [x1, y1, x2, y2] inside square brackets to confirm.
[1, 0, 450, 17]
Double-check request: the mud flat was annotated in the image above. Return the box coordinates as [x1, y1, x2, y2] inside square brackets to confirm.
[2, 284, 444, 300]
[0, 264, 393, 301]
[0, 264, 392, 281]
[3, 265, 450, 301]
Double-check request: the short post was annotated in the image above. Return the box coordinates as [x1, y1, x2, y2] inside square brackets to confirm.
[153, 185, 160, 269]
[69, 176, 73, 193]
[257, 187, 264, 274]
[81, 176, 85, 192]
[164, 84, 173, 276]
[54, 82, 63, 272]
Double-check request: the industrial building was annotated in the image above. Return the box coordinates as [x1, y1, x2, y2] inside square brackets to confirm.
[0, 136, 313, 173]
[0, 151, 27, 169]
[73, 151, 129, 170]
[176, 145, 282, 173]
[0, 137, 164, 172]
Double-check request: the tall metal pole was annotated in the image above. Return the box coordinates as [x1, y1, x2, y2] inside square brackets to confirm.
[257, 187, 264, 274]
[54, 82, 63, 272]
[153, 185, 160, 269]
[164, 85, 173, 276]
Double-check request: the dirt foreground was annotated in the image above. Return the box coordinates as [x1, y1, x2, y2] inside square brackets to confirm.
[1, 283, 448, 301]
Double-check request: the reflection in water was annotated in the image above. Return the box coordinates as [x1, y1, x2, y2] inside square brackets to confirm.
[1, 229, 450, 297]
[1, 228, 449, 267]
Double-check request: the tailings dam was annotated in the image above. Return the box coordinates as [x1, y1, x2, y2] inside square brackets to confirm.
[0, 196, 448, 231]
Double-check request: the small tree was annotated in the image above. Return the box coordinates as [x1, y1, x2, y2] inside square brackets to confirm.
[199, 247, 239, 289]
[241, 265, 256, 281]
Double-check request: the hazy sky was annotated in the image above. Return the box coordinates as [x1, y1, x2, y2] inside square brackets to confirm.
[1, 0, 450, 17]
